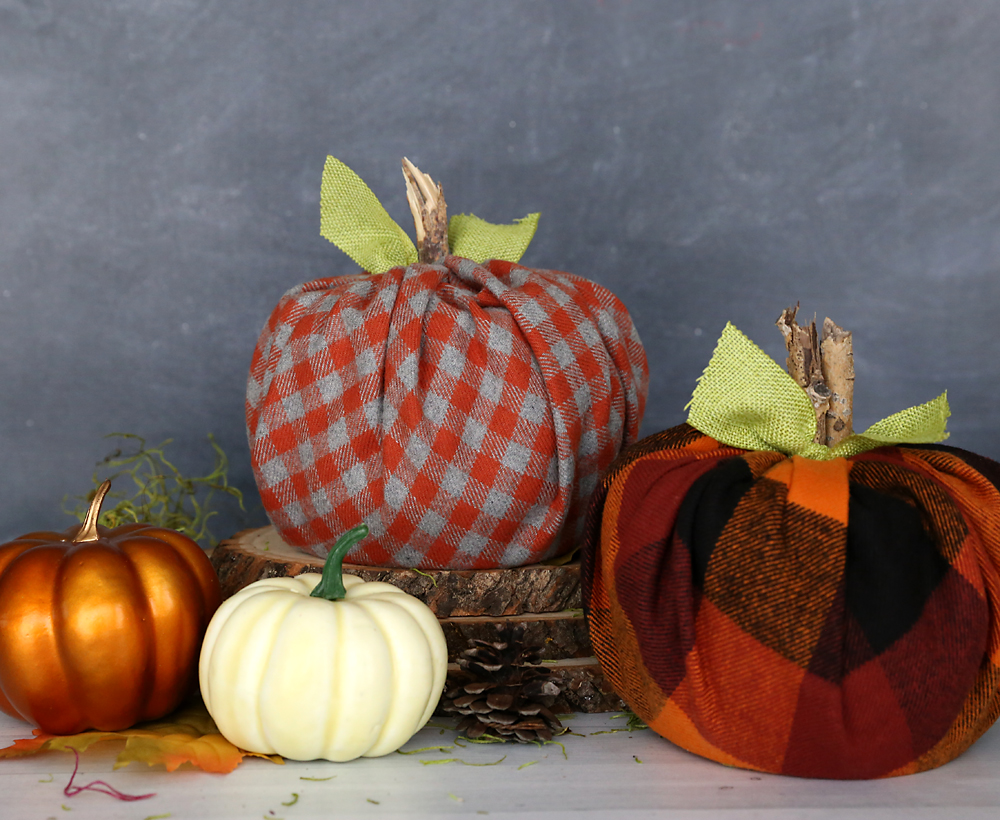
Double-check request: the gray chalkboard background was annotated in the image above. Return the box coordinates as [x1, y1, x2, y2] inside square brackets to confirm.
[2, 0, 999, 543]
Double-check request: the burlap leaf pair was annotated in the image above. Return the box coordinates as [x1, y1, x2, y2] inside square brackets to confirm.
[686, 323, 949, 460]
[319, 157, 539, 274]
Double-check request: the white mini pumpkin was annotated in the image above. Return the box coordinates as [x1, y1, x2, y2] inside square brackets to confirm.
[199, 525, 447, 761]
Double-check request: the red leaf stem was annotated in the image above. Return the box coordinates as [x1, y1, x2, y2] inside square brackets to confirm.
[63, 749, 156, 802]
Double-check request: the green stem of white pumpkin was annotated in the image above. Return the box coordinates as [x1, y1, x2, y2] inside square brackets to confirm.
[310, 524, 370, 601]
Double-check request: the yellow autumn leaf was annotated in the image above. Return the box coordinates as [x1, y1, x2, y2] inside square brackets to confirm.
[0, 699, 282, 774]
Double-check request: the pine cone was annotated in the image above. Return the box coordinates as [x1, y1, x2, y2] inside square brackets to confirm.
[441, 623, 563, 743]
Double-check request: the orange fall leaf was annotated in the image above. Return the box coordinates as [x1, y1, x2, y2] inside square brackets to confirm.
[0, 700, 282, 774]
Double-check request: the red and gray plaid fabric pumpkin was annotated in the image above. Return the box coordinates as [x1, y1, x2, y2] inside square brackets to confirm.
[582, 424, 1000, 778]
[247, 255, 648, 568]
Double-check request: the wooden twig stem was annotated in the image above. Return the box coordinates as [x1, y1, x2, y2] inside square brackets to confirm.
[777, 306, 830, 444]
[820, 318, 854, 446]
[777, 306, 854, 447]
[402, 158, 449, 263]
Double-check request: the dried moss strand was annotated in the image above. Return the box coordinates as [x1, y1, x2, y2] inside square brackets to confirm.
[66, 434, 244, 546]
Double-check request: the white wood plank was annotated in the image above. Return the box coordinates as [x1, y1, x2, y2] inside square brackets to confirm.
[0, 710, 998, 818]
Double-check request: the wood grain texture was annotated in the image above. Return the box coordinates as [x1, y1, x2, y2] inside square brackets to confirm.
[212, 526, 583, 617]
[211, 527, 623, 711]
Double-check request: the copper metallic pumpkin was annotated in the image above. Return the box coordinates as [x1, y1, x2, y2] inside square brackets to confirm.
[0, 482, 221, 734]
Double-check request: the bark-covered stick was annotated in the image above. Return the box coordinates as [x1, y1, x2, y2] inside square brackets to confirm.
[777, 305, 808, 387]
[402, 158, 449, 264]
[777, 306, 831, 445]
[820, 318, 854, 447]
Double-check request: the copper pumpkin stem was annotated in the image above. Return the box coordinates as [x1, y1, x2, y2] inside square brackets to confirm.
[75, 480, 111, 543]
[402, 158, 449, 264]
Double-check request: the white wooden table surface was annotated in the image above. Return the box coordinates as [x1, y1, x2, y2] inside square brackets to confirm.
[2, 711, 999, 819]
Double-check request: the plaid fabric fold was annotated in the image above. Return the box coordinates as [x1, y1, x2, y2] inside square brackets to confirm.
[581, 424, 1000, 778]
[247, 256, 648, 568]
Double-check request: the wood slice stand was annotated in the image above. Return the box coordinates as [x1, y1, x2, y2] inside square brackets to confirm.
[211, 527, 625, 714]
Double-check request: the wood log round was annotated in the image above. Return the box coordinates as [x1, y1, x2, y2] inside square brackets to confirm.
[211, 526, 626, 713]
[211, 526, 583, 617]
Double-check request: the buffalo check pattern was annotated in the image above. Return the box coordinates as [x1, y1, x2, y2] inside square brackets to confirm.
[581, 424, 1000, 779]
[247, 256, 648, 568]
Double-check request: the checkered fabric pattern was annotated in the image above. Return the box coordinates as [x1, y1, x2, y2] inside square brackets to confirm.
[581, 424, 1000, 779]
[247, 256, 648, 569]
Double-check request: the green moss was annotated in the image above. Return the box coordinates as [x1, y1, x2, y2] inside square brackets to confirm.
[66, 433, 243, 547]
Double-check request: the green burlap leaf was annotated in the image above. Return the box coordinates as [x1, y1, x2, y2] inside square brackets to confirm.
[318, 158, 540, 273]
[449, 212, 540, 263]
[686, 323, 819, 455]
[686, 323, 950, 461]
[319, 157, 418, 273]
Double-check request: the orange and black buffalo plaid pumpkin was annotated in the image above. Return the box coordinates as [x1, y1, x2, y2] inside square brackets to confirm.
[582, 328, 1000, 778]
